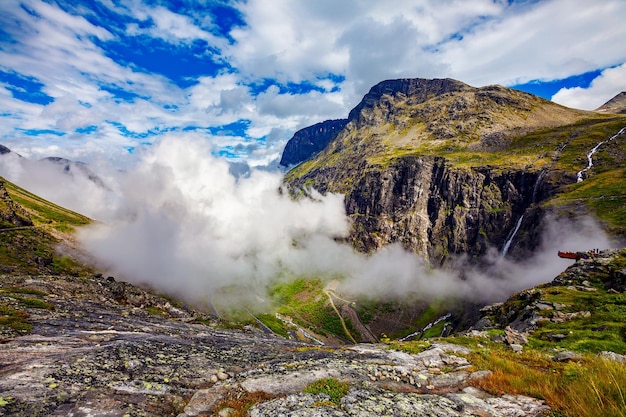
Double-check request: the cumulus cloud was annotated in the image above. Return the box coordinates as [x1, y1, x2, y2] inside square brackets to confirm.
[551, 64, 626, 110]
[1, 0, 626, 167]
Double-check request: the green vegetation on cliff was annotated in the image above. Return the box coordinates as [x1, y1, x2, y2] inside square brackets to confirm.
[0, 177, 92, 275]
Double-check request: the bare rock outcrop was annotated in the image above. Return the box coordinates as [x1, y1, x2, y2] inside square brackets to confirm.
[0, 274, 549, 416]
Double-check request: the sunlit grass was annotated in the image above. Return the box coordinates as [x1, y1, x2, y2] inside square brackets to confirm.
[467, 343, 626, 417]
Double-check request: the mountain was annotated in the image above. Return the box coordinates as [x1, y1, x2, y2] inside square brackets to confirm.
[283, 78, 626, 264]
[1, 145, 626, 416]
[40, 156, 108, 189]
[0, 144, 14, 155]
[280, 119, 348, 167]
[596, 91, 626, 114]
[0, 177, 624, 416]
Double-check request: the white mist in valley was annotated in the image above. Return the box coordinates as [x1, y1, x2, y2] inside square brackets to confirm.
[1, 135, 616, 304]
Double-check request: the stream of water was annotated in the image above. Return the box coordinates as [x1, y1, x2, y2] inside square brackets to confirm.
[577, 126, 626, 182]
[501, 215, 524, 257]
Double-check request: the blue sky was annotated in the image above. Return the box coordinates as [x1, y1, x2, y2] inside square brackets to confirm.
[1, 0, 625, 167]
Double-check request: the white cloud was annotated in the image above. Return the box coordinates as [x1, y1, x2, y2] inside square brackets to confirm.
[438, 0, 626, 86]
[1, 0, 625, 167]
[551, 64, 626, 110]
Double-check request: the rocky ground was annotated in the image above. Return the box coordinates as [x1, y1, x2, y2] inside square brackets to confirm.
[0, 273, 551, 417]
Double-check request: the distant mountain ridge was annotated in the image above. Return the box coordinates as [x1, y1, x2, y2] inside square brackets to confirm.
[596, 91, 626, 114]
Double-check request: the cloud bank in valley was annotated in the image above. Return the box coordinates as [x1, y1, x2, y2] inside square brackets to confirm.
[66, 136, 616, 305]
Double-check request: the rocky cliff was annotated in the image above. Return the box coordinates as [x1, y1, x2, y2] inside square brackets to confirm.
[284, 78, 626, 263]
[279, 119, 348, 167]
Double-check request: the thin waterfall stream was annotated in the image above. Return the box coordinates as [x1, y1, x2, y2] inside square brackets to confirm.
[577, 127, 626, 182]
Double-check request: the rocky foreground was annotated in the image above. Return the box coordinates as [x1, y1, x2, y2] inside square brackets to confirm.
[0, 273, 550, 417]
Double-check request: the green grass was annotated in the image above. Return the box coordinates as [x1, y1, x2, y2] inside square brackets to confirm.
[0, 177, 94, 275]
[547, 167, 626, 235]
[256, 313, 290, 338]
[3, 177, 91, 232]
[0, 305, 33, 333]
[267, 278, 357, 341]
[464, 341, 626, 417]
[303, 378, 350, 405]
[9, 296, 54, 310]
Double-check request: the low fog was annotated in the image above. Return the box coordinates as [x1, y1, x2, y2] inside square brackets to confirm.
[0, 135, 616, 304]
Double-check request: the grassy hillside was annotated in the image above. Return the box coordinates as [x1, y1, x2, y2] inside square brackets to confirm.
[389, 249, 626, 417]
[0, 177, 92, 275]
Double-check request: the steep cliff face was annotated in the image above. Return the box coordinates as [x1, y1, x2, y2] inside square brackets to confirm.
[284, 78, 625, 263]
[279, 119, 348, 167]
[295, 156, 553, 264]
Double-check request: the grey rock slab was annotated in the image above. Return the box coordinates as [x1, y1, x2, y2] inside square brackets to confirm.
[241, 368, 342, 395]
[341, 388, 470, 416]
[599, 351, 626, 363]
[552, 351, 583, 362]
[486, 394, 550, 417]
[183, 387, 229, 416]
[249, 393, 347, 417]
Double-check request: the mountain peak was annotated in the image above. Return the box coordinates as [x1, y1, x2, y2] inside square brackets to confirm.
[348, 78, 472, 122]
[595, 91, 626, 114]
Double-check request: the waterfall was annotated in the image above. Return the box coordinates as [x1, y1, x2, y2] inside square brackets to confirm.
[577, 127, 626, 182]
[501, 215, 524, 257]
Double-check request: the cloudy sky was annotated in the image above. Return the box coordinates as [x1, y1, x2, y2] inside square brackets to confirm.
[1, 0, 625, 168]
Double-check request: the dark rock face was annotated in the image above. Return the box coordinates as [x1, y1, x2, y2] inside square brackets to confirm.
[296, 156, 554, 264]
[280, 119, 348, 167]
[283, 77, 588, 264]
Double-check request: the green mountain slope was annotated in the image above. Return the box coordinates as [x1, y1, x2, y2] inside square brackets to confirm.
[0, 177, 91, 275]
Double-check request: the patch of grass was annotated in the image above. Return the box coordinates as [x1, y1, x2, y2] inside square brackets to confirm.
[214, 390, 277, 417]
[547, 167, 626, 235]
[468, 343, 626, 417]
[0, 305, 33, 333]
[256, 313, 290, 338]
[268, 278, 356, 341]
[145, 306, 167, 316]
[3, 178, 90, 231]
[10, 296, 54, 310]
[303, 378, 350, 405]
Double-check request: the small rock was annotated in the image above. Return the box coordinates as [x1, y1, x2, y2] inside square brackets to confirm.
[547, 333, 567, 342]
[184, 388, 227, 416]
[509, 344, 523, 353]
[217, 371, 229, 381]
[553, 351, 583, 362]
[505, 326, 528, 345]
[598, 351, 626, 363]
[468, 370, 492, 381]
[218, 407, 234, 417]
